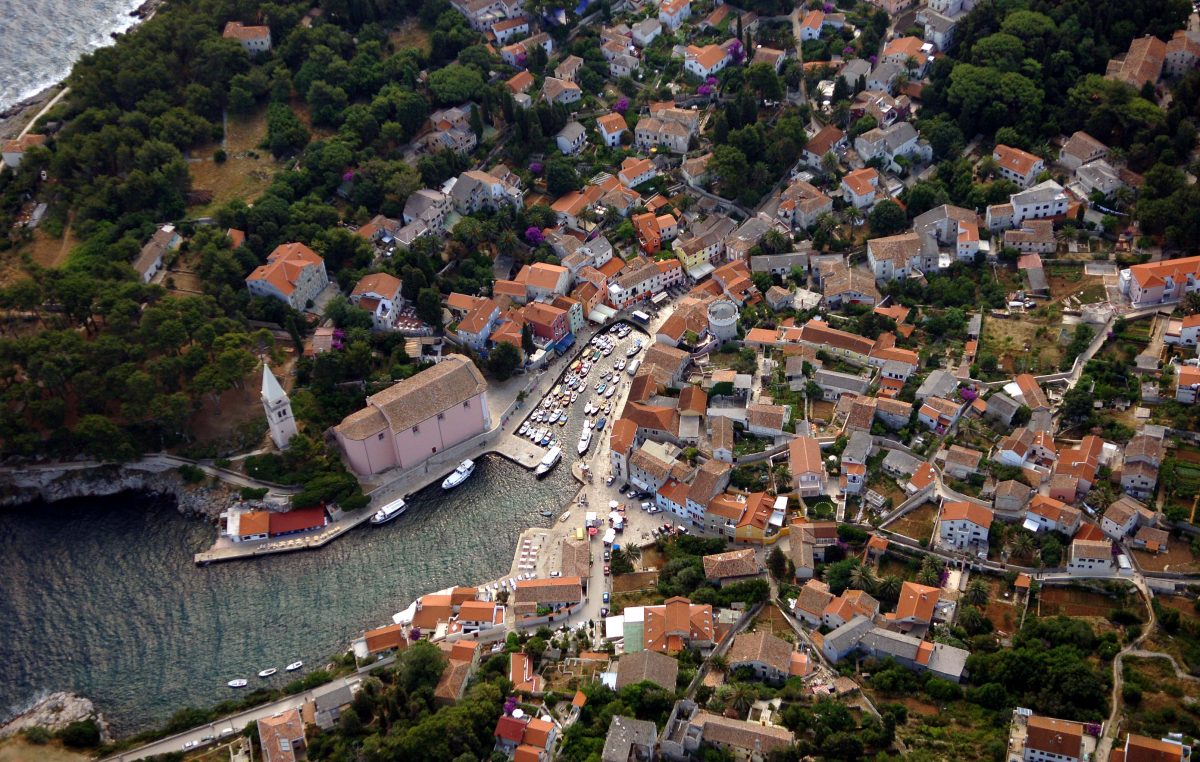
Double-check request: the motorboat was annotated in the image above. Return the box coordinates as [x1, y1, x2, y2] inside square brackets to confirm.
[442, 459, 476, 490]
[258, 668, 277, 678]
[370, 497, 408, 525]
[559, 511, 571, 522]
[558, 413, 568, 426]
[540, 431, 553, 446]
[602, 344, 613, 356]
[627, 340, 642, 357]
[518, 422, 529, 436]
[570, 391, 578, 403]
[548, 410, 560, 424]
[596, 383, 607, 394]
[286, 661, 303, 672]
[536, 446, 562, 477]
[540, 510, 554, 518]
[577, 427, 593, 455]
[595, 416, 607, 431]
[227, 679, 248, 688]
[605, 384, 616, 399]
[584, 402, 594, 416]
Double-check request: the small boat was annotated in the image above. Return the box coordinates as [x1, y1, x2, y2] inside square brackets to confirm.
[536, 446, 563, 477]
[442, 459, 476, 490]
[584, 402, 594, 416]
[570, 391, 578, 403]
[603, 344, 613, 356]
[559, 510, 571, 522]
[577, 427, 593, 455]
[558, 413, 568, 426]
[626, 340, 642, 357]
[548, 410, 560, 424]
[227, 679, 248, 688]
[597, 383, 607, 394]
[595, 416, 607, 431]
[286, 661, 303, 672]
[518, 422, 529, 436]
[258, 668, 277, 678]
[540, 431, 552, 446]
[540, 510, 554, 518]
[370, 497, 408, 525]
[605, 384, 617, 398]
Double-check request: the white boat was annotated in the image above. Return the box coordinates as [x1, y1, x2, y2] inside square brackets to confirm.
[570, 391, 578, 403]
[286, 661, 303, 672]
[442, 459, 476, 490]
[626, 340, 642, 357]
[536, 446, 563, 477]
[548, 410, 560, 424]
[577, 427, 593, 455]
[605, 384, 616, 398]
[370, 497, 408, 525]
[559, 510, 570, 522]
[227, 679, 248, 688]
[258, 668, 277, 678]
[583, 402, 594, 416]
[518, 422, 529, 436]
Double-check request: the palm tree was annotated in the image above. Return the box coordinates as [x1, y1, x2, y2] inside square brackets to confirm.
[624, 544, 642, 562]
[849, 564, 879, 594]
[1010, 531, 1036, 560]
[877, 575, 902, 601]
[708, 655, 729, 676]
[965, 578, 989, 608]
[728, 683, 755, 714]
[917, 556, 942, 587]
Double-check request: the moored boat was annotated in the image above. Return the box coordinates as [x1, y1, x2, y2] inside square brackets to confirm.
[227, 679, 248, 688]
[442, 459, 476, 490]
[577, 427, 593, 455]
[286, 661, 303, 672]
[536, 446, 562, 477]
[370, 497, 408, 525]
[258, 668, 277, 678]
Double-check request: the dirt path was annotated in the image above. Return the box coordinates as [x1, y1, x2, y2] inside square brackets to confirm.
[1098, 576, 1157, 761]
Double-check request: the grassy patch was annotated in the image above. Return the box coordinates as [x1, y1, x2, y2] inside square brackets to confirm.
[188, 107, 277, 215]
[389, 19, 432, 54]
[887, 503, 937, 546]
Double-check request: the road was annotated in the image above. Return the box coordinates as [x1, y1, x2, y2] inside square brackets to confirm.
[103, 658, 393, 761]
[1096, 575, 1156, 762]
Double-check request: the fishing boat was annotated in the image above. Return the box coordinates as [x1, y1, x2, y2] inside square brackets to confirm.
[370, 496, 408, 525]
[597, 382, 607, 394]
[536, 446, 563, 477]
[227, 679, 248, 688]
[441, 459, 476, 490]
[605, 384, 616, 398]
[518, 422, 529, 436]
[540, 509, 554, 518]
[577, 426, 593, 455]
[584, 402, 594, 416]
[548, 409, 560, 424]
[595, 416, 607, 431]
[286, 661, 303, 672]
[258, 668, 277, 678]
[540, 431, 553, 446]
[570, 390, 578, 403]
[558, 412, 568, 426]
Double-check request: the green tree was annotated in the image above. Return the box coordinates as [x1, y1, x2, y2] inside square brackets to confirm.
[428, 63, 485, 105]
[487, 342, 522, 380]
[416, 288, 444, 329]
[868, 200, 907, 236]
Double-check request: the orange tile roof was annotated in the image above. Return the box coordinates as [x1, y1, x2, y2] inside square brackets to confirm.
[993, 144, 1042, 178]
[507, 70, 535, 93]
[892, 581, 939, 623]
[883, 36, 924, 60]
[247, 242, 324, 297]
[806, 125, 844, 156]
[940, 500, 993, 529]
[842, 167, 879, 197]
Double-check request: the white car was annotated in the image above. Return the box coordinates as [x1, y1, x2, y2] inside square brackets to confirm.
[183, 740, 200, 750]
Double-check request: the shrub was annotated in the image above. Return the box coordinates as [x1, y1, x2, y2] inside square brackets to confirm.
[58, 720, 101, 748]
[214, 148, 227, 163]
[925, 677, 963, 702]
[177, 464, 205, 483]
[22, 727, 52, 745]
[240, 486, 269, 500]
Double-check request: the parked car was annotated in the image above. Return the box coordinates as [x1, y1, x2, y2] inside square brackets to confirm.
[603, 591, 610, 603]
[183, 741, 200, 751]
[641, 502, 653, 511]
[603, 550, 611, 561]
[603, 564, 611, 576]
[601, 607, 609, 617]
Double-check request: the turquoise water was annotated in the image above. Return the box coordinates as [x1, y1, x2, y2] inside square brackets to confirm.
[0, 452, 581, 735]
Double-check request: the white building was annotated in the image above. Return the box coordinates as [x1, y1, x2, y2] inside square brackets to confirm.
[937, 501, 992, 551]
[262, 363, 298, 449]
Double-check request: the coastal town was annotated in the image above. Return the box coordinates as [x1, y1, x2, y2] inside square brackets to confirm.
[4, 0, 1200, 758]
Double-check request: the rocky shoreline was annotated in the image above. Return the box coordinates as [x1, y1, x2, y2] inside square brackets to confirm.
[0, 691, 111, 744]
[0, 462, 237, 519]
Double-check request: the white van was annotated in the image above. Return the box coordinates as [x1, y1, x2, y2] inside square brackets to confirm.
[627, 358, 641, 376]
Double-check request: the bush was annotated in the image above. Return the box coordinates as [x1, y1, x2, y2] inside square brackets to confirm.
[240, 486, 269, 500]
[58, 720, 101, 748]
[925, 677, 963, 702]
[1122, 684, 1143, 706]
[22, 727, 52, 745]
[177, 464, 205, 483]
[214, 148, 227, 163]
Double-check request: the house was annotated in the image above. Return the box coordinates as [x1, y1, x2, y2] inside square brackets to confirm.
[658, 0, 691, 30]
[1, 133, 47, 169]
[792, 579, 835, 626]
[820, 260, 881, 307]
[223, 21, 272, 54]
[866, 231, 927, 281]
[1009, 180, 1070, 227]
[884, 581, 941, 629]
[710, 416, 734, 463]
[1121, 255, 1200, 308]
[881, 36, 929, 74]
[618, 156, 657, 188]
[996, 427, 1056, 468]
[994, 480, 1033, 513]
[746, 402, 789, 437]
[634, 114, 693, 154]
[822, 614, 874, 662]
[596, 112, 628, 147]
[642, 596, 715, 653]
[1101, 495, 1148, 539]
[726, 631, 794, 684]
[938, 500, 992, 551]
[1068, 538, 1114, 574]
[1165, 28, 1200, 77]
[490, 15, 529, 44]
[1118, 733, 1187, 762]
[788, 436, 827, 497]
[1059, 131, 1109, 171]
[507, 70, 535, 94]
[133, 224, 180, 283]
[1024, 495, 1082, 535]
[674, 709, 796, 759]
[702, 548, 760, 585]
[555, 121, 587, 155]
[683, 43, 731, 78]
[1106, 35, 1166, 88]
[841, 167, 881, 208]
[823, 588, 880, 630]
[542, 76, 583, 106]
[632, 18, 662, 46]
[813, 369, 870, 401]
[752, 46, 786, 71]
[993, 144, 1045, 188]
[1133, 525, 1170, 554]
[449, 169, 522, 214]
[802, 125, 846, 166]
[855, 122, 927, 172]
[778, 179, 833, 230]
[882, 449, 921, 481]
[986, 392, 1023, 426]
[918, 396, 962, 431]
[1014, 373, 1051, 411]
[1076, 160, 1124, 197]
[601, 716, 657, 762]
[404, 188, 452, 230]
[257, 710, 306, 762]
[351, 272, 404, 331]
[943, 445, 983, 480]
[246, 242, 330, 311]
[334, 355, 489, 476]
[555, 55, 584, 82]
[1122, 431, 1165, 500]
[616, 649, 679, 691]
[1004, 219, 1056, 254]
[455, 298, 501, 350]
[866, 60, 905, 94]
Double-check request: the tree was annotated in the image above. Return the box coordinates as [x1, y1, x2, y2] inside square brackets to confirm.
[877, 575, 902, 601]
[416, 288, 444, 329]
[767, 547, 787, 580]
[545, 157, 580, 196]
[849, 564, 879, 594]
[266, 103, 310, 157]
[428, 63, 485, 105]
[746, 63, 784, 101]
[1060, 387, 1093, 421]
[487, 342, 521, 380]
[965, 578, 989, 607]
[521, 323, 535, 354]
[868, 200, 907, 236]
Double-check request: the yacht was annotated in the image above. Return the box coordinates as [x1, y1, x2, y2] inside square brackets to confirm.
[227, 679, 248, 688]
[536, 446, 562, 477]
[286, 661, 303, 672]
[577, 427, 593, 455]
[370, 497, 408, 525]
[442, 459, 476, 490]
[258, 668, 277, 678]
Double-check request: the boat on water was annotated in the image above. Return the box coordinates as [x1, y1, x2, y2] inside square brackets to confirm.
[258, 668, 277, 678]
[442, 459, 476, 490]
[595, 416, 607, 431]
[536, 446, 563, 477]
[227, 679, 248, 688]
[548, 409, 560, 424]
[627, 340, 642, 357]
[370, 497, 408, 525]
[577, 427, 593, 455]
[286, 661, 303, 672]
[540, 510, 554, 517]
[605, 384, 616, 398]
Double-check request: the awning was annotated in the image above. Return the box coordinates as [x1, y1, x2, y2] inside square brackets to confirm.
[687, 262, 716, 280]
[651, 291, 669, 306]
[588, 305, 617, 323]
[1022, 517, 1041, 532]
